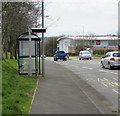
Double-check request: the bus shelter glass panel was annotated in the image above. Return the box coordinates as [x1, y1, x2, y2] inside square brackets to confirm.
[19, 41, 35, 56]
[18, 40, 38, 75]
[19, 58, 36, 74]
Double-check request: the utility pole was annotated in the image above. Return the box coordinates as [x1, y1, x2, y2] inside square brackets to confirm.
[42, 0, 45, 77]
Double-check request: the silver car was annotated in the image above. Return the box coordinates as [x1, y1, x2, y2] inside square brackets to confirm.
[101, 51, 120, 69]
[79, 51, 92, 60]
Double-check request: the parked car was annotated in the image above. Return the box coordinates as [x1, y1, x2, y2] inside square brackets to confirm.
[79, 51, 92, 60]
[101, 51, 120, 69]
[54, 51, 67, 61]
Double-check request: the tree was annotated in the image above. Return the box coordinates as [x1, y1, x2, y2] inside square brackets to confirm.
[2, 2, 42, 59]
[45, 37, 58, 56]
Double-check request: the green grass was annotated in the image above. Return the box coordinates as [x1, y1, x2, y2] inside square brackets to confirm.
[3, 52, 11, 59]
[2, 59, 38, 114]
[92, 54, 104, 57]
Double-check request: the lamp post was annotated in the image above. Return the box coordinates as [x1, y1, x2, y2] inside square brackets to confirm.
[28, 0, 45, 77]
[42, 0, 45, 77]
[32, 0, 45, 77]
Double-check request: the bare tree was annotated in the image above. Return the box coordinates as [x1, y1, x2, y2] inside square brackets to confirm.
[2, 2, 42, 59]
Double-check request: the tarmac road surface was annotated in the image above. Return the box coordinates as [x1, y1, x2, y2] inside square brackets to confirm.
[30, 58, 117, 114]
[47, 57, 119, 110]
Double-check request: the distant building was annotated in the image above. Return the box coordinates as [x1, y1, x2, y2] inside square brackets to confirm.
[57, 36, 118, 53]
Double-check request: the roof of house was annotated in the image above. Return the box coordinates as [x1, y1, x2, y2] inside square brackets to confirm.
[57, 36, 118, 41]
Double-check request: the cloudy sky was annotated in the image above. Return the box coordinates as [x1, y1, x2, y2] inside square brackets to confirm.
[44, 0, 119, 37]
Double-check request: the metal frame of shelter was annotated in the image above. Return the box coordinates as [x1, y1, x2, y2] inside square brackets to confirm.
[17, 32, 41, 75]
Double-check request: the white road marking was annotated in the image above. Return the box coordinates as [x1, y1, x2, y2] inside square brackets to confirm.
[101, 82, 109, 87]
[103, 78, 108, 81]
[82, 67, 93, 70]
[99, 70, 109, 73]
[99, 70, 118, 75]
[112, 89, 120, 95]
[109, 72, 118, 75]
[112, 78, 118, 81]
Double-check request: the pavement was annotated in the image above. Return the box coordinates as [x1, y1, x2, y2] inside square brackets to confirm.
[30, 60, 117, 115]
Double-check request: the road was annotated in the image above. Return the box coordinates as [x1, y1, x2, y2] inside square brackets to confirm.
[46, 57, 119, 109]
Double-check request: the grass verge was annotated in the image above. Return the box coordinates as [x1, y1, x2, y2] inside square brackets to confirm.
[92, 54, 104, 57]
[70, 54, 104, 58]
[2, 59, 38, 114]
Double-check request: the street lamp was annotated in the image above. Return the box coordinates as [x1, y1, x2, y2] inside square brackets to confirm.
[41, 0, 45, 77]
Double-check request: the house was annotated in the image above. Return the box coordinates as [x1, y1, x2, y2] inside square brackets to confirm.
[57, 35, 118, 53]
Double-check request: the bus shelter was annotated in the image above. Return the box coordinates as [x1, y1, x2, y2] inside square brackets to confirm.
[17, 32, 40, 75]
